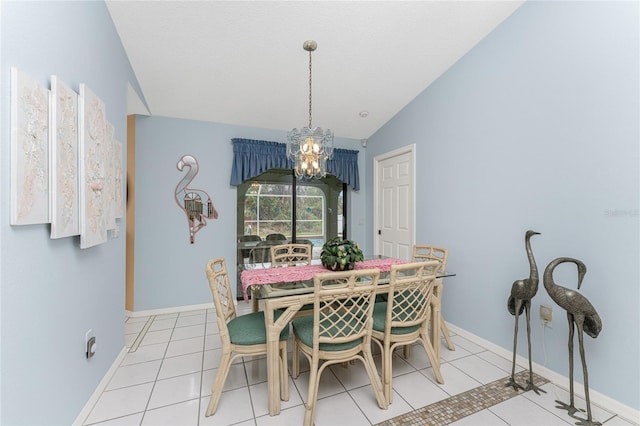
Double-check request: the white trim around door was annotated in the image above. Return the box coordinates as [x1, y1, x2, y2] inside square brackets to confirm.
[373, 144, 416, 260]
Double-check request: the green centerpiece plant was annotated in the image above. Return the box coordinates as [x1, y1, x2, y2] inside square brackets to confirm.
[320, 237, 364, 271]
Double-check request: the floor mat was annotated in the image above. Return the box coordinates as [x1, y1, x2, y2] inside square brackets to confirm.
[377, 370, 549, 426]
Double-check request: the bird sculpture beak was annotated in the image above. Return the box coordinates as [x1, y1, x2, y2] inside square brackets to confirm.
[577, 272, 585, 289]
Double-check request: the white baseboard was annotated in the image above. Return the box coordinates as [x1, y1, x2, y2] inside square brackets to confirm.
[75, 302, 216, 424]
[126, 302, 214, 318]
[73, 347, 128, 426]
[446, 323, 640, 425]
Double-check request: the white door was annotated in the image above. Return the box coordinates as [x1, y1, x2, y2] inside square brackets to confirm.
[374, 145, 415, 260]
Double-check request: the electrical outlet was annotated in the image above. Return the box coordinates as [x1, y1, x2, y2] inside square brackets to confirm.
[85, 329, 96, 359]
[540, 305, 553, 327]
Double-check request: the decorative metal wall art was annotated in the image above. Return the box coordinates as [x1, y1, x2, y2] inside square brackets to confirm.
[543, 257, 603, 426]
[506, 230, 546, 395]
[10, 67, 50, 225]
[49, 75, 79, 238]
[174, 155, 218, 244]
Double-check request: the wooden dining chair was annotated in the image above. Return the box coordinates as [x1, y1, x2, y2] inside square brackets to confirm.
[270, 243, 312, 267]
[371, 260, 444, 404]
[204, 258, 289, 416]
[248, 240, 278, 265]
[238, 234, 261, 258]
[248, 243, 313, 312]
[265, 233, 287, 241]
[290, 238, 314, 250]
[291, 269, 388, 425]
[412, 244, 455, 353]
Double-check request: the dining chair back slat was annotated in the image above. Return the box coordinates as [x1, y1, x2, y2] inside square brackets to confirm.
[372, 260, 444, 404]
[204, 258, 289, 417]
[384, 261, 438, 330]
[412, 245, 448, 272]
[291, 268, 388, 425]
[411, 244, 454, 353]
[207, 258, 236, 333]
[270, 243, 312, 267]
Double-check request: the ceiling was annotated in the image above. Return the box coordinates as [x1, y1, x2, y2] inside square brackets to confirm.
[107, 1, 523, 140]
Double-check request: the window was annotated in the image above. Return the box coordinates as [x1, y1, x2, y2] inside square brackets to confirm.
[236, 169, 347, 298]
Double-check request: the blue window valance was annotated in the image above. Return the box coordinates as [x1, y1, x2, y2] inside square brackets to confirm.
[230, 138, 360, 190]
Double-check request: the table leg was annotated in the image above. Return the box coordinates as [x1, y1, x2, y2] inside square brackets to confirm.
[263, 303, 281, 416]
[431, 278, 443, 362]
[440, 313, 455, 350]
[251, 287, 259, 312]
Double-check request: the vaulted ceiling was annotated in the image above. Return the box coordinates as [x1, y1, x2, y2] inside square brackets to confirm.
[107, 1, 523, 140]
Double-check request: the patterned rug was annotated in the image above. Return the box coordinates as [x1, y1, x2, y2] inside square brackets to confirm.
[376, 370, 549, 426]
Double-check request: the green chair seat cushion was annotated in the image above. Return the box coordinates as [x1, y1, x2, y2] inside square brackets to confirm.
[227, 311, 289, 345]
[375, 294, 389, 303]
[372, 302, 421, 335]
[292, 315, 363, 351]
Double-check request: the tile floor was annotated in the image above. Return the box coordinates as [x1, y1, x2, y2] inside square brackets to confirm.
[81, 304, 636, 426]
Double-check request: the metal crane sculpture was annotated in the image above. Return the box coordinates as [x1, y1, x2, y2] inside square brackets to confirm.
[543, 257, 602, 426]
[174, 155, 218, 244]
[506, 230, 546, 395]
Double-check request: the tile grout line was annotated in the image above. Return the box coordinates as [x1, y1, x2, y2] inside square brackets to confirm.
[128, 315, 156, 353]
[140, 314, 180, 424]
[198, 309, 214, 425]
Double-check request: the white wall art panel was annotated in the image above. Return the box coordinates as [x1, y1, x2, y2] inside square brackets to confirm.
[78, 83, 107, 248]
[114, 140, 124, 219]
[49, 75, 79, 238]
[10, 67, 50, 225]
[104, 122, 116, 231]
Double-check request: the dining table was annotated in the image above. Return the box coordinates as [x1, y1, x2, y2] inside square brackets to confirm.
[239, 255, 455, 416]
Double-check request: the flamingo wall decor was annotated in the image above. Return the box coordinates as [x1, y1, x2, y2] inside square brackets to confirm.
[174, 155, 218, 244]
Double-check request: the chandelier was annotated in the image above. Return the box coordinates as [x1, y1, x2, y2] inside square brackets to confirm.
[287, 40, 334, 179]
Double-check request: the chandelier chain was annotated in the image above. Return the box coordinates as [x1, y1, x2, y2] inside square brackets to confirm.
[308, 48, 313, 130]
[287, 40, 333, 180]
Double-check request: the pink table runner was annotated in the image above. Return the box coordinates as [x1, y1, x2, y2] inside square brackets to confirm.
[241, 257, 407, 302]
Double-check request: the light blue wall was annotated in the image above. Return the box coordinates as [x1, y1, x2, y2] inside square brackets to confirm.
[365, 1, 639, 410]
[133, 116, 365, 310]
[3, 0, 636, 421]
[1, 1, 140, 424]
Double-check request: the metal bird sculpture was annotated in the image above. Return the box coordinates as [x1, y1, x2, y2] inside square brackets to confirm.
[174, 155, 218, 244]
[506, 230, 546, 395]
[543, 257, 602, 426]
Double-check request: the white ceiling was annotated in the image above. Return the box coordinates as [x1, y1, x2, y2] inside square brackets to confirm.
[107, 1, 523, 140]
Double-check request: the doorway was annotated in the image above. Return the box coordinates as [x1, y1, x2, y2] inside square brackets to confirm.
[373, 144, 416, 260]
